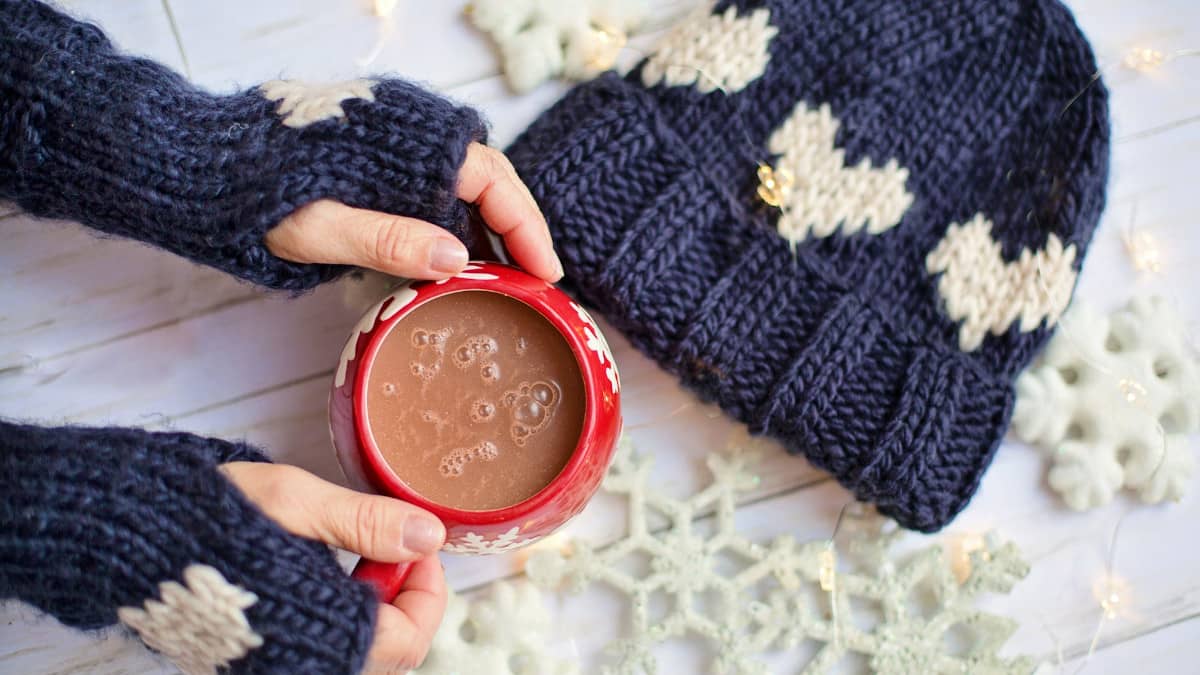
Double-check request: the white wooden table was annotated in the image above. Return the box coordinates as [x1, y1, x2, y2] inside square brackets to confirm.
[2, 1, 1199, 672]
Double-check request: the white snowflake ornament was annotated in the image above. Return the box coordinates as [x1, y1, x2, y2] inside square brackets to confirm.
[117, 565, 263, 675]
[468, 0, 648, 93]
[1012, 296, 1200, 510]
[413, 581, 578, 675]
[526, 436, 1034, 674]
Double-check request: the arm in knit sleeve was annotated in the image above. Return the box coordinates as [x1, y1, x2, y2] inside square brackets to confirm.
[0, 420, 379, 674]
[0, 0, 487, 291]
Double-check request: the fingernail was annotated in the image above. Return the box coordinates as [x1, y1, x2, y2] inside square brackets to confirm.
[431, 240, 468, 274]
[403, 516, 444, 555]
[553, 256, 565, 281]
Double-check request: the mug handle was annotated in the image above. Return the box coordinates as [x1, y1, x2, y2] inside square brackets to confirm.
[352, 558, 414, 603]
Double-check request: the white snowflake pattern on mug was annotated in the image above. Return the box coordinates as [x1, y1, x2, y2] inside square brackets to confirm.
[443, 526, 529, 555]
[570, 301, 619, 394]
[436, 262, 500, 285]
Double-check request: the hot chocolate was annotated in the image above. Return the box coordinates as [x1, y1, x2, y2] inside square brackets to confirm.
[365, 290, 585, 511]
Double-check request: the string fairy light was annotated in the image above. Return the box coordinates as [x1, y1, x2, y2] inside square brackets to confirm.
[1121, 230, 1164, 273]
[756, 162, 794, 209]
[1120, 46, 1200, 73]
[585, 22, 629, 72]
[372, 0, 397, 17]
[356, 0, 398, 68]
[947, 531, 991, 584]
[1118, 200, 1164, 274]
[1066, 509, 1135, 674]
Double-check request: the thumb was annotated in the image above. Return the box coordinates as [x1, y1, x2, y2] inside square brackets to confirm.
[266, 199, 469, 279]
[221, 462, 445, 562]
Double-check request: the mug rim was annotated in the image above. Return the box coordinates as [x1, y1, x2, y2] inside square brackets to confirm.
[351, 262, 604, 525]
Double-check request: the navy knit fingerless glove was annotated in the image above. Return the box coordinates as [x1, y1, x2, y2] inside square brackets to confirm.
[0, 0, 486, 290]
[0, 421, 378, 674]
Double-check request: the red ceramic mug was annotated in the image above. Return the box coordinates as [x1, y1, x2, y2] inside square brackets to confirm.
[328, 261, 622, 601]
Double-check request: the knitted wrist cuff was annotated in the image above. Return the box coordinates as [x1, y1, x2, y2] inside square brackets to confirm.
[1, 0, 487, 291]
[0, 422, 376, 674]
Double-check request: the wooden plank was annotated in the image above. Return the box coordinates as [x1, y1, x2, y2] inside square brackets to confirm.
[0, 214, 257, 373]
[64, 0, 187, 73]
[0, 605, 170, 675]
[1067, 0, 1200, 142]
[164, 0, 501, 93]
[165, 0, 702, 94]
[1059, 614, 1200, 675]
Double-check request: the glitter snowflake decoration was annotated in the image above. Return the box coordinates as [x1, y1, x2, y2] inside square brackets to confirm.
[526, 437, 1034, 674]
[1012, 296, 1200, 510]
[414, 581, 578, 675]
[444, 526, 530, 555]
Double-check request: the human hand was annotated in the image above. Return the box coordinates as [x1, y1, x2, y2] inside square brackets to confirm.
[221, 462, 447, 673]
[265, 142, 563, 283]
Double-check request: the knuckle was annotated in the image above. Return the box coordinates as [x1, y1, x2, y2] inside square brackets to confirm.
[372, 218, 419, 266]
[258, 464, 305, 513]
[352, 496, 393, 556]
[478, 145, 512, 180]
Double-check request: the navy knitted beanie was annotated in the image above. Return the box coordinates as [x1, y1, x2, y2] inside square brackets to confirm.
[507, 0, 1110, 531]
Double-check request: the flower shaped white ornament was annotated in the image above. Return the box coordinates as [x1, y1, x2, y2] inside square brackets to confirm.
[468, 0, 648, 93]
[1012, 296, 1200, 510]
[413, 581, 578, 675]
[571, 301, 620, 394]
[260, 79, 376, 128]
[443, 525, 530, 554]
[117, 565, 263, 675]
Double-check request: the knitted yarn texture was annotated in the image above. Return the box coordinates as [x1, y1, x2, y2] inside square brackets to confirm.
[0, 0, 485, 291]
[507, 0, 1111, 531]
[0, 421, 377, 674]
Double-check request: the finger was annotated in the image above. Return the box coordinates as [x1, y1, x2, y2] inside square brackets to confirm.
[457, 143, 563, 282]
[365, 556, 447, 673]
[266, 200, 469, 279]
[221, 462, 444, 562]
